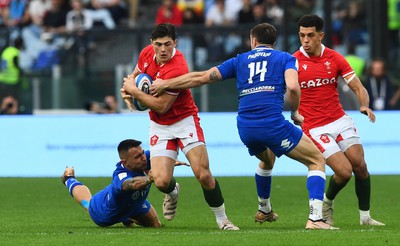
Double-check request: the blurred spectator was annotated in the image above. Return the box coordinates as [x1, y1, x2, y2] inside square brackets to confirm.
[252, 3, 270, 24]
[342, 0, 367, 45]
[177, 0, 204, 17]
[287, 0, 315, 32]
[21, 0, 69, 70]
[0, 94, 29, 114]
[155, 0, 183, 26]
[205, 0, 240, 61]
[205, 0, 235, 27]
[263, 0, 283, 29]
[2, 0, 30, 39]
[237, 0, 255, 24]
[364, 59, 396, 110]
[89, 0, 128, 25]
[84, 94, 119, 114]
[345, 43, 366, 79]
[41, 0, 69, 42]
[65, 0, 115, 60]
[224, 0, 244, 23]
[178, 0, 204, 24]
[0, 37, 23, 100]
[126, 0, 140, 27]
[388, 0, 400, 69]
[28, 0, 52, 28]
[182, 7, 204, 24]
[287, 0, 316, 52]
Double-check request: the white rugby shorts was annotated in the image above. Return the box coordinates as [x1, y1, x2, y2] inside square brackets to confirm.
[308, 115, 361, 159]
[149, 115, 205, 159]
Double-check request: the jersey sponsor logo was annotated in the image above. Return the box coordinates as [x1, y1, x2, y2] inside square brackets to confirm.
[300, 77, 336, 89]
[247, 52, 271, 59]
[150, 135, 159, 146]
[281, 139, 294, 149]
[239, 85, 275, 97]
[118, 172, 127, 180]
[320, 134, 330, 143]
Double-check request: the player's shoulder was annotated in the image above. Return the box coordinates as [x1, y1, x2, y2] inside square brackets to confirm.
[323, 47, 344, 59]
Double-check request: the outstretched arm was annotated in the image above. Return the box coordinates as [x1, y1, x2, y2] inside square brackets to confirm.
[122, 176, 152, 191]
[346, 75, 376, 123]
[150, 67, 222, 96]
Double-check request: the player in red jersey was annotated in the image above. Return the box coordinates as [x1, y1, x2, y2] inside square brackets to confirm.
[121, 23, 238, 230]
[293, 15, 384, 226]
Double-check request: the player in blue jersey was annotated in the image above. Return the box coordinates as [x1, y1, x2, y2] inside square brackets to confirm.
[61, 139, 186, 227]
[150, 23, 337, 229]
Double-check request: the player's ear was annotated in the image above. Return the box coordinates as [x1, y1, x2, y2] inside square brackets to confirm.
[319, 31, 325, 41]
[120, 158, 127, 164]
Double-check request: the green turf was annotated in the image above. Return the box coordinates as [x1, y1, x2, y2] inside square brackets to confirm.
[0, 175, 399, 245]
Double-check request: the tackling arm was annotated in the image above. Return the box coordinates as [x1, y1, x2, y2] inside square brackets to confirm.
[150, 67, 222, 96]
[346, 75, 376, 123]
[122, 176, 152, 191]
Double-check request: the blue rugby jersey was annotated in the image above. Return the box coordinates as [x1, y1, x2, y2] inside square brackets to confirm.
[217, 47, 298, 127]
[88, 150, 151, 224]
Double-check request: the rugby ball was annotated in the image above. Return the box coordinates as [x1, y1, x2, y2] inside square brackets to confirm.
[133, 73, 152, 111]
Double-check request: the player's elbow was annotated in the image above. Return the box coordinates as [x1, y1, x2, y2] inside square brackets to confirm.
[286, 81, 300, 92]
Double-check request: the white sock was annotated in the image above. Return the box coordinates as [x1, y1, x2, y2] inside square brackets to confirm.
[360, 210, 371, 220]
[210, 204, 227, 224]
[168, 185, 178, 200]
[258, 197, 271, 213]
[309, 199, 323, 221]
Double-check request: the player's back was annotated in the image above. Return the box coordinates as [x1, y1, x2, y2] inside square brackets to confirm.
[220, 47, 297, 127]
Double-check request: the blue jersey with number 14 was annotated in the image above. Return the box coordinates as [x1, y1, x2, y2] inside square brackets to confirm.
[217, 47, 298, 127]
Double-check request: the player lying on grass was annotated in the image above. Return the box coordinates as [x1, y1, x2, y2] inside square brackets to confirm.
[61, 139, 188, 227]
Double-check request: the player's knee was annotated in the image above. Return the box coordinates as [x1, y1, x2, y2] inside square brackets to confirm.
[153, 177, 170, 191]
[336, 169, 352, 182]
[352, 162, 369, 178]
[195, 172, 214, 189]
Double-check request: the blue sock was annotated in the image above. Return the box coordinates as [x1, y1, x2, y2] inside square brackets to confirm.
[80, 199, 90, 209]
[306, 170, 326, 201]
[65, 178, 83, 197]
[255, 167, 272, 199]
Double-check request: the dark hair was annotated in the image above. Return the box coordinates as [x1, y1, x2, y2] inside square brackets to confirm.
[118, 139, 142, 153]
[250, 23, 277, 45]
[298, 15, 324, 32]
[151, 23, 177, 41]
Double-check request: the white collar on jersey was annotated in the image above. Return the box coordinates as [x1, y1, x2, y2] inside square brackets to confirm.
[254, 46, 274, 50]
[299, 44, 326, 58]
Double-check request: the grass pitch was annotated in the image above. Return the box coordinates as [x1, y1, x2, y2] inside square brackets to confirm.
[0, 175, 399, 245]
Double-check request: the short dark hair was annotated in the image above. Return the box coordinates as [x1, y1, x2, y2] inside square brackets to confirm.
[118, 139, 142, 153]
[151, 23, 177, 41]
[298, 15, 324, 32]
[250, 23, 277, 45]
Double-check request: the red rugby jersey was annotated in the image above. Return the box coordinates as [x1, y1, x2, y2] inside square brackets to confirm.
[136, 45, 198, 125]
[293, 45, 354, 131]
